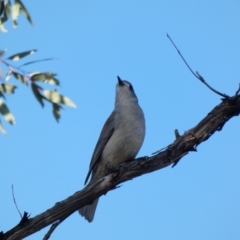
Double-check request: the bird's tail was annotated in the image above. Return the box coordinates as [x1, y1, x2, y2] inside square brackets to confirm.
[79, 198, 99, 222]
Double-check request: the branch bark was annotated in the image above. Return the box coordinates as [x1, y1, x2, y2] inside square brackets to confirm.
[2, 94, 240, 240]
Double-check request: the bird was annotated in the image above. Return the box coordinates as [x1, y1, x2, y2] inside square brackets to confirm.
[79, 76, 145, 222]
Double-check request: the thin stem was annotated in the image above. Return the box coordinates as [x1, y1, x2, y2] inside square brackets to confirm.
[167, 33, 229, 98]
[11, 185, 22, 218]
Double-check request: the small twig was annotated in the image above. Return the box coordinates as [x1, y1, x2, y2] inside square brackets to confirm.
[174, 129, 181, 139]
[18, 58, 57, 69]
[43, 216, 68, 240]
[1, 59, 28, 75]
[167, 33, 229, 98]
[152, 145, 169, 155]
[195, 71, 229, 98]
[11, 185, 22, 218]
[235, 83, 240, 96]
[171, 152, 188, 167]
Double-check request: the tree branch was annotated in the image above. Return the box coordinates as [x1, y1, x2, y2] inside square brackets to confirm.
[43, 215, 68, 240]
[2, 94, 240, 240]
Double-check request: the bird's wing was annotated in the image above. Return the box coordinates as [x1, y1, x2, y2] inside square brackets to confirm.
[84, 111, 115, 185]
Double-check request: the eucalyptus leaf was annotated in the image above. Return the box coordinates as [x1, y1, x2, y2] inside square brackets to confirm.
[0, 118, 6, 134]
[30, 72, 59, 85]
[62, 95, 77, 108]
[8, 49, 37, 61]
[0, 83, 17, 94]
[12, 0, 20, 28]
[0, 0, 10, 32]
[52, 103, 61, 122]
[0, 99, 15, 124]
[0, 1, 4, 16]
[2, 0, 10, 23]
[16, 0, 33, 25]
[43, 90, 76, 108]
[31, 83, 44, 107]
[5, 0, 11, 19]
[0, 21, 7, 32]
[12, 72, 28, 85]
[0, 91, 5, 99]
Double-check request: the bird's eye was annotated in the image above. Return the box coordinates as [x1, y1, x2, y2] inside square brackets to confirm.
[129, 84, 134, 92]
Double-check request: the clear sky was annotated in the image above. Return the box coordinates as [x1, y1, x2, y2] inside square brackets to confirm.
[1, 0, 240, 239]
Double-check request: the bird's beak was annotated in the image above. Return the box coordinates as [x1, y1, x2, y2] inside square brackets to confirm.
[117, 76, 124, 86]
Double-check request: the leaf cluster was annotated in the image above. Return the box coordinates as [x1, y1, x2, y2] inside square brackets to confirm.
[0, 50, 76, 134]
[0, 0, 32, 32]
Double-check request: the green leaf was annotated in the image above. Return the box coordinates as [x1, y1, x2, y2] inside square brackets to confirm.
[0, 1, 4, 16]
[12, 0, 20, 28]
[31, 83, 44, 107]
[0, 0, 11, 32]
[7, 49, 37, 61]
[43, 90, 76, 108]
[0, 1, 11, 32]
[30, 72, 59, 85]
[12, 72, 28, 85]
[0, 90, 5, 99]
[5, 0, 11, 17]
[16, 0, 33, 25]
[0, 99, 15, 124]
[0, 22, 7, 32]
[2, 0, 10, 22]
[52, 103, 62, 122]
[0, 83, 17, 94]
[0, 118, 7, 134]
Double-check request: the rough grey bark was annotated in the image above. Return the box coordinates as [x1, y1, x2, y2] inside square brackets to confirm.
[1, 93, 240, 240]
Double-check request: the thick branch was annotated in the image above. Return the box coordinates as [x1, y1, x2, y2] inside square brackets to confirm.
[2, 94, 240, 240]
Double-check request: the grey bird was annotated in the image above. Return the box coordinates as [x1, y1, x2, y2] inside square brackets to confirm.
[79, 76, 145, 222]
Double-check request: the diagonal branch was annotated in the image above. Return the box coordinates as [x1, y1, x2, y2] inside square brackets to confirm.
[2, 94, 240, 240]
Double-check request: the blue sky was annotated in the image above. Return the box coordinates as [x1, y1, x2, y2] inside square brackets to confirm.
[1, 0, 240, 239]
